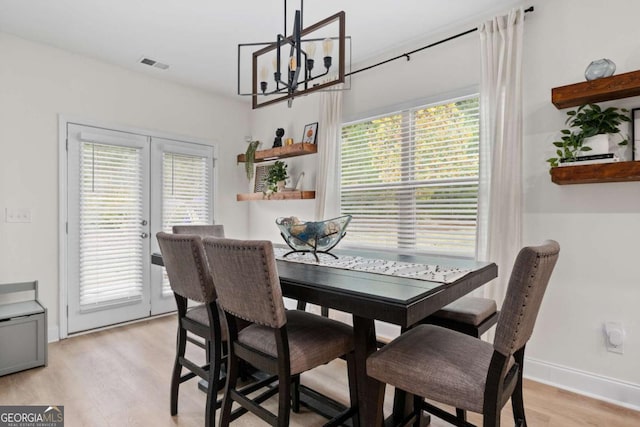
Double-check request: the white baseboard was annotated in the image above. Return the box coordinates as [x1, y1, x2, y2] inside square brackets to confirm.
[525, 356, 640, 411]
[48, 325, 59, 343]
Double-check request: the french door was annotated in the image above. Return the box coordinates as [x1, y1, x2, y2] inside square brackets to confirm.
[66, 123, 214, 333]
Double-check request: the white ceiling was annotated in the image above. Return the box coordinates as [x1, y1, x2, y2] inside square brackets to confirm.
[0, 0, 522, 101]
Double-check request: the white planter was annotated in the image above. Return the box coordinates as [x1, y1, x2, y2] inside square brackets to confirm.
[582, 134, 609, 155]
[583, 133, 632, 160]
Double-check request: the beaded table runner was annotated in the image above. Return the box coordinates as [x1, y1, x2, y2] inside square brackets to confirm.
[274, 247, 472, 284]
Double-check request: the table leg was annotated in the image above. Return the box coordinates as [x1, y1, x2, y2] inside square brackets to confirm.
[352, 315, 383, 427]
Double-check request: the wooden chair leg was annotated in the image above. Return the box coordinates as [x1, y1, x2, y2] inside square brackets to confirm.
[511, 347, 527, 427]
[219, 352, 239, 427]
[205, 337, 222, 427]
[170, 323, 187, 416]
[455, 408, 467, 421]
[291, 374, 301, 413]
[483, 410, 501, 427]
[410, 395, 419, 427]
[277, 372, 292, 427]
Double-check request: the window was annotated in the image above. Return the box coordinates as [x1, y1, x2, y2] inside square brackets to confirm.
[162, 152, 211, 231]
[160, 151, 211, 297]
[79, 142, 145, 307]
[340, 95, 480, 256]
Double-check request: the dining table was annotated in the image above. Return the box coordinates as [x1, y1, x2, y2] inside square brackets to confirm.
[152, 245, 497, 426]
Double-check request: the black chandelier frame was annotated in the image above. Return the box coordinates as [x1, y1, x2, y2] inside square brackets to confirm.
[237, 2, 346, 109]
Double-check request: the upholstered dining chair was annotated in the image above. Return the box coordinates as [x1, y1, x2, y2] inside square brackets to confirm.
[367, 240, 560, 427]
[415, 296, 499, 421]
[203, 237, 358, 427]
[419, 296, 498, 338]
[172, 224, 230, 385]
[157, 232, 225, 427]
[173, 224, 225, 237]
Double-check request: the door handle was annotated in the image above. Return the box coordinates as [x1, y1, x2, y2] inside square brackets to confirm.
[141, 232, 149, 239]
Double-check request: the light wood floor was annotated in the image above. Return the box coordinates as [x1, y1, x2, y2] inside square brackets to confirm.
[1, 315, 639, 427]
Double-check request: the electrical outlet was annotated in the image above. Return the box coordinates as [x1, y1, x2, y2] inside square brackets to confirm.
[5, 208, 32, 223]
[604, 322, 625, 354]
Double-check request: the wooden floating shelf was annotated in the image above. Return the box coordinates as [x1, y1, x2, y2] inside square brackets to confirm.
[236, 191, 316, 201]
[237, 143, 317, 163]
[552, 70, 640, 109]
[551, 161, 640, 184]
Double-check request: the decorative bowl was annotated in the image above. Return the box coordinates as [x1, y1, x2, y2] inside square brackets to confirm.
[276, 215, 352, 261]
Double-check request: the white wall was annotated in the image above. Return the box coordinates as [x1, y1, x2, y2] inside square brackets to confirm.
[0, 33, 250, 340]
[521, 0, 640, 406]
[245, 95, 320, 241]
[248, 0, 640, 408]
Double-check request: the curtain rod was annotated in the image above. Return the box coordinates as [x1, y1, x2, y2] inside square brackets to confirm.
[346, 6, 534, 77]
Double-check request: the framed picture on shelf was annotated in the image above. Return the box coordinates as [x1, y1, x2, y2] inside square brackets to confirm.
[253, 164, 270, 192]
[632, 108, 640, 161]
[302, 122, 318, 144]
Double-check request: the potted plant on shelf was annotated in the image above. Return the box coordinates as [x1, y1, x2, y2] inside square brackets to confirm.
[266, 160, 288, 193]
[547, 103, 630, 169]
[244, 140, 260, 180]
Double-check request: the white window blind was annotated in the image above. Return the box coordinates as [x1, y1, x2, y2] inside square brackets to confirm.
[79, 143, 144, 307]
[161, 152, 211, 296]
[162, 152, 210, 229]
[340, 95, 480, 256]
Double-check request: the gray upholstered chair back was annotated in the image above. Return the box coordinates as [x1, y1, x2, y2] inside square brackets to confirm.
[202, 238, 286, 329]
[493, 240, 560, 356]
[157, 232, 217, 303]
[173, 224, 225, 238]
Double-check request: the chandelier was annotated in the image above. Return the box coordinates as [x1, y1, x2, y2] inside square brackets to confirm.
[237, 0, 349, 109]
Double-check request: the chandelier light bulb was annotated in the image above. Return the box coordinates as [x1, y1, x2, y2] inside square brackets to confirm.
[272, 57, 278, 71]
[322, 38, 334, 56]
[289, 55, 297, 71]
[260, 65, 268, 81]
[306, 42, 316, 59]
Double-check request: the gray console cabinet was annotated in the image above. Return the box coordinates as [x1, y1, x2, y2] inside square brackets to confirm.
[0, 281, 48, 376]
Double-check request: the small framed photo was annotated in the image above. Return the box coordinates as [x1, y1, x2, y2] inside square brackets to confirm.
[632, 108, 640, 161]
[301, 122, 318, 144]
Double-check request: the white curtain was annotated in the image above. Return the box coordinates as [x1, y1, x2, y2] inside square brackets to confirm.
[476, 8, 524, 309]
[315, 84, 344, 220]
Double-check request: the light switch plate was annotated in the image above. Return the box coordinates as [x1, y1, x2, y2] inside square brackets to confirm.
[5, 208, 32, 223]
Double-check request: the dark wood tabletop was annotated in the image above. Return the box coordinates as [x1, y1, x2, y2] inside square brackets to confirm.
[277, 247, 497, 327]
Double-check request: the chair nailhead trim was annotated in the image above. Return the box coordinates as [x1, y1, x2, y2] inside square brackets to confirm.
[508, 250, 556, 352]
[210, 242, 283, 329]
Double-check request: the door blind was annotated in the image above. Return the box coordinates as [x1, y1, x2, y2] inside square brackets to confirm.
[161, 152, 211, 296]
[79, 142, 144, 308]
[340, 95, 480, 256]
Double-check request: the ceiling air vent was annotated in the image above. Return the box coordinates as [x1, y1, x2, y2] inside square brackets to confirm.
[139, 57, 170, 70]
